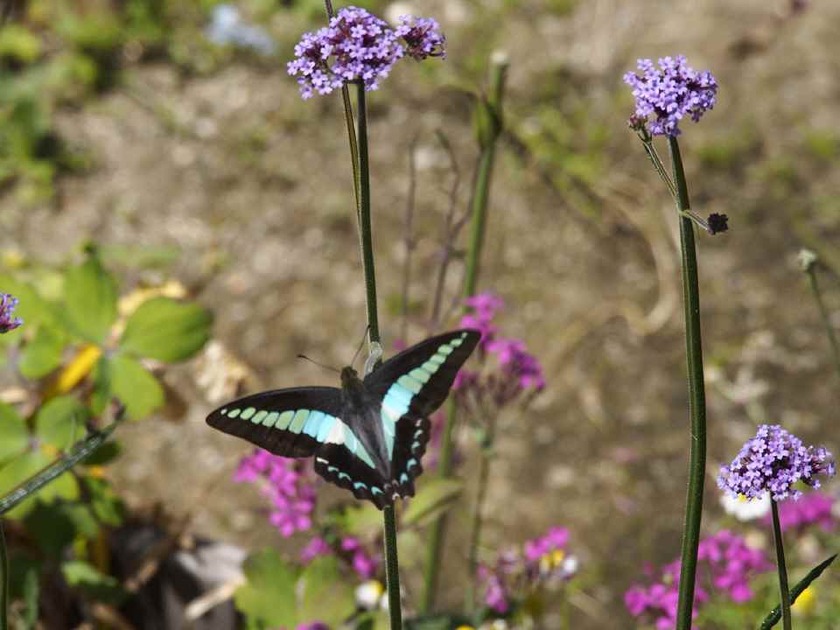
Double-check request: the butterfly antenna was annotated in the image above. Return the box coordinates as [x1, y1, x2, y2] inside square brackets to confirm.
[297, 355, 341, 374]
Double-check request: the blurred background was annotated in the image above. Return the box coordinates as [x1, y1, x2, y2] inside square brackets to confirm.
[0, 0, 838, 627]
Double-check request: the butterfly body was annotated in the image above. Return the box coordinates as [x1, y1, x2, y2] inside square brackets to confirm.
[207, 329, 479, 509]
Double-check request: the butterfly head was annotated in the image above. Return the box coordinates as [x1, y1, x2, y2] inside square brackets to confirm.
[340, 365, 362, 388]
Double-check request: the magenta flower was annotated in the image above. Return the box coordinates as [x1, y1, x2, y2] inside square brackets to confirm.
[623, 55, 717, 136]
[300, 536, 332, 563]
[625, 531, 770, 627]
[341, 537, 380, 579]
[0, 293, 22, 333]
[287, 6, 445, 99]
[524, 526, 569, 564]
[234, 449, 318, 537]
[763, 491, 837, 533]
[296, 623, 329, 630]
[460, 292, 504, 348]
[718, 425, 836, 502]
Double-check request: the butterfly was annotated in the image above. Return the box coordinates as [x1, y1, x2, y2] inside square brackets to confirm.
[206, 329, 480, 509]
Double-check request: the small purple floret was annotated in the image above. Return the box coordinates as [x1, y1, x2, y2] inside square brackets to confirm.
[717, 424, 835, 502]
[395, 16, 445, 60]
[623, 55, 718, 136]
[0, 293, 22, 333]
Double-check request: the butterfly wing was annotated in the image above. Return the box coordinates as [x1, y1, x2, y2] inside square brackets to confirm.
[364, 329, 480, 500]
[206, 387, 345, 458]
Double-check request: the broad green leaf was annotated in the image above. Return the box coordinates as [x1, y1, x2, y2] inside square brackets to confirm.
[108, 355, 164, 420]
[402, 479, 463, 527]
[64, 255, 118, 343]
[23, 502, 77, 559]
[120, 297, 212, 363]
[235, 549, 298, 629]
[61, 560, 126, 605]
[90, 354, 111, 416]
[0, 450, 78, 518]
[299, 556, 355, 627]
[19, 325, 65, 379]
[760, 554, 837, 629]
[0, 402, 29, 461]
[35, 395, 88, 449]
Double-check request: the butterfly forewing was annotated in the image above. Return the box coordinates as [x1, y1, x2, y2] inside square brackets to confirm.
[206, 387, 344, 458]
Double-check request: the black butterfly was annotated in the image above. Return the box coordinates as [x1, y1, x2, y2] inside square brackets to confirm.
[206, 329, 480, 509]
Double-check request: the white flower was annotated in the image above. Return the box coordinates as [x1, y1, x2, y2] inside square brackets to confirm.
[720, 491, 771, 521]
[355, 580, 385, 610]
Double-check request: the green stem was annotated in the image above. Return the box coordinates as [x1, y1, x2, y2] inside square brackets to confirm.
[1, 521, 7, 630]
[669, 136, 708, 630]
[350, 81, 398, 628]
[465, 427, 495, 612]
[421, 55, 508, 613]
[805, 266, 840, 383]
[771, 500, 792, 630]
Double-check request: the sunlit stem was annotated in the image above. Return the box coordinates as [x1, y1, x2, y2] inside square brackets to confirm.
[771, 500, 792, 630]
[422, 54, 508, 613]
[669, 135, 708, 630]
[803, 261, 840, 384]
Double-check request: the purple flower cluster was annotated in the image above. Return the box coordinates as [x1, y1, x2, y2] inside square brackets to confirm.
[234, 449, 317, 537]
[763, 491, 837, 534]
[395, 16, 445, 60]
[717, 425, 836, 502]
[296, 623, 329, 630]
[623, 55, 718, 136]
[478, 527, 577, 614]
[454, 293, 545, 404]
[625, 531, 771, 628]
[0, 293, 22, 333]
[287, 7, 445, 99]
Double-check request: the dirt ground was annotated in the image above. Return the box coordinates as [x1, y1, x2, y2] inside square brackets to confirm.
[2, 0, 839, 626]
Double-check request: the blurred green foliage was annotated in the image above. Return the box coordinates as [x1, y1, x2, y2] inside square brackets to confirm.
[0, 245, 211, 623]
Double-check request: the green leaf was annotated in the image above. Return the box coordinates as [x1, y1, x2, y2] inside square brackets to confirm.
[23, 502, 77, 559]
[64, 255, 118, 343]
[234, 549, 298, 629]
[35, 395, 88, 449]
[299, 556, 355, 627]
[760, 554, 837, 629]
[334, 503, 384, 538]
[108, 355, 164, 420]
[402, 479, 463, 527]
[19, 325, 65, 379]
[85, 476, 125, 526]
[0, 274, 61, 330]
[120, 297, 212, 363]
[0, 402, 29, 462]
[61, 560, 127, 605]
[0, 450, 78, 518]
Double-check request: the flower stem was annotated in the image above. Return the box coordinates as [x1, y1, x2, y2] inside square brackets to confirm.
[0, 521, 7, 630]
[804, 262, 840, 383]
[668, 136, 708, 630]
[465, 421, 496, 611]
[351, 81, 398, 629]
[771, 500, 792, 630]
[421, 54, 508, 613]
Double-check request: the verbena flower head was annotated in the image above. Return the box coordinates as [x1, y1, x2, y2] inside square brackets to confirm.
[0, 293, 22, 333]
[623, 55, 718, 136]
[717, 424, 836, 502]
[234, 449, 317, 537]
[763, 491, 837, 533]
[287, 6, 445, 99]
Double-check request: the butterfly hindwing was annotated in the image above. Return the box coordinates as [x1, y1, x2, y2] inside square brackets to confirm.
[206, 387, 345, 458]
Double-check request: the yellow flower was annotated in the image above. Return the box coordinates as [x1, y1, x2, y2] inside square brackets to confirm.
[792, 586, 816, 616]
